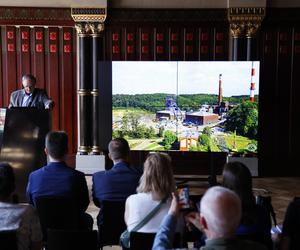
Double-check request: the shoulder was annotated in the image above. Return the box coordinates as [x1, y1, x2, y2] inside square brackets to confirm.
[35, 88, 47, 94]
[119, 162, 143, 175]
[73, 168, 85, 175]
[126, 193, 139, 203]
[128, 165, 143, 175]
[29, 167, 44, 178]
[34, 88, 48, 97]
[71, 168, 86, 179]
[127, 193, 150, 203]
[93, 170, 106, 179]
[10, 89, 22, 96]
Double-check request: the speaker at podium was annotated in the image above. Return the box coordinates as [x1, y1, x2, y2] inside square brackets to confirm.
[0, 107, 51, 202]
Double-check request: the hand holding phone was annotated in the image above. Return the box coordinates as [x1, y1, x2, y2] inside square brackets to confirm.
[177, 185, 190, 210]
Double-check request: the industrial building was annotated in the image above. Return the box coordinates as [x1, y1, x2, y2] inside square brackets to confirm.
[185, 111, 219, 126]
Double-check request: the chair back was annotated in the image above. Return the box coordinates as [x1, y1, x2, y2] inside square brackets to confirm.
[35, 196, 81, 240]
[0, 230, 18, 250]
[98, 200, 126, 247]
[47, 229, 98, 250]
[130, 231, 182, 250]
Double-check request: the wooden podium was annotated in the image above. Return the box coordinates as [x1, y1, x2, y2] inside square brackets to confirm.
[0, 108, 51, 202]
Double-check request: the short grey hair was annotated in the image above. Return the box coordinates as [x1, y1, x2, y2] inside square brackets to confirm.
[22, 74, 36, 85]
[200, 186, 241, 238]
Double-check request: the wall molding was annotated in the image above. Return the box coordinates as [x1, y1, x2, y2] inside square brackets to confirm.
[107, 8, 228, 24]
[0, 7, 74, 26]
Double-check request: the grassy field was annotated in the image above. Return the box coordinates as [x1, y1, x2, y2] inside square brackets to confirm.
[128, 138, 164, 150]
[224, 134, 255, 152]
[126, 134, 256, 152]
[113, 107, 154, 116]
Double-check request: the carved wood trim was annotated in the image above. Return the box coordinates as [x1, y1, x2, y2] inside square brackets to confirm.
[0, 7, 74, 26]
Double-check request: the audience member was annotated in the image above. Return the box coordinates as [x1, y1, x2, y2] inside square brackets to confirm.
[152, 186, 267, 250]
[26, 131, 92, 229]
[280, 197, 300, 250]
[0, 163, 42, 250]
[222, 161, 272, 248]
[125, 152, 181, 233]
[92, 138, 142, 227]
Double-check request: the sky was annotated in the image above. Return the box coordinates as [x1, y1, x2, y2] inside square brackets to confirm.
[112, 61, 260, 97]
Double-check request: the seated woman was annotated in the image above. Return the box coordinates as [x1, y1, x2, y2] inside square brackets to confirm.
[124, 152, 182, 233]
[0, 163, 43, 250]
[280, 197, 300, 250]
[222, 161, 272, 249]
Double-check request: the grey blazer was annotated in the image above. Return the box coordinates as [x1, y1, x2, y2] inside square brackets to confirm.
[8, 88, 54, 109]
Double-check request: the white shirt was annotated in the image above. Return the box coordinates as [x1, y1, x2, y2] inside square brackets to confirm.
[0, 202, 42, 250]
[125, 192, 183, 233]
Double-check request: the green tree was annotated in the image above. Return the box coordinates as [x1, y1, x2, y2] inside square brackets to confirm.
[203, 126, 212, 136]
[198, 134, 211, 151]
[158, 126, 165, 137]
[225, 101, 258, 139]
[145, 126, 156, 138]
[121, 113, 130, 136]
[134, 125, 146, 138]
[163, 130, 177, 146]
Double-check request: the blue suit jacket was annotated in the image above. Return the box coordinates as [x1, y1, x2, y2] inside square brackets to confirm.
[26, 162, 89, 213]
[92, 161, 142, 224]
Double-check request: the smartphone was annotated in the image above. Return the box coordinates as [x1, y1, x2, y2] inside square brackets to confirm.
[177, 185, 190, 210]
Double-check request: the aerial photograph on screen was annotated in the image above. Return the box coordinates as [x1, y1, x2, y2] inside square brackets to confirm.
[112, 61, 259, 153]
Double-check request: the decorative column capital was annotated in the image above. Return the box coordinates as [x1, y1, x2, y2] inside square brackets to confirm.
[228, 7, 265, 38]
[230, 23, 245, 38]
[71, 7, 106, 35]
[245, 22, 260, 38]
[90, 22, 105, 36]
[74, 22, 105, 36]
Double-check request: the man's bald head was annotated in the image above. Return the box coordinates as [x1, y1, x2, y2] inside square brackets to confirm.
[200, 186, 241, 239]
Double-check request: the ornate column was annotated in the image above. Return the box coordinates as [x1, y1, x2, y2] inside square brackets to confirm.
[229, 23, 244, 61]
[246, 23, 260, 61]
[91, 23, 104, 155]
[71, 8, 106, 155]
[228, 7, 265, 61]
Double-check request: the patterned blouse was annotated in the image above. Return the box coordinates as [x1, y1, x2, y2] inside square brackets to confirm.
[0, 202, 42, 250]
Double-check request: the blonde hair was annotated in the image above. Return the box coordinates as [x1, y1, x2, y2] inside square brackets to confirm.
[137, 153, 175, 200]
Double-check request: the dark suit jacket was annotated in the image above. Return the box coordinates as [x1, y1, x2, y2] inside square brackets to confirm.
[92, 161, 142, 225]
[26, 161, 90, 214]
[9, 88, 53, 109]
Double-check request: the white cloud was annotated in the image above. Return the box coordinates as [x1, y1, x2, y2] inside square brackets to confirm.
[113, 61, 260, 97]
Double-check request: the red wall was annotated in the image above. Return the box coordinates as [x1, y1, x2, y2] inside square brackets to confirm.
[0, 24, 77, 153]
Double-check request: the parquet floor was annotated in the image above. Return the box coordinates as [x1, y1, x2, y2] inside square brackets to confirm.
[251, 177, 300, 225]
[85, 176, 300, 250]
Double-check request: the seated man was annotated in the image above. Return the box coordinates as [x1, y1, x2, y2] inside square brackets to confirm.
[9, 74, 54, 109]
[0, 163, 42, 250]
[26, 131, 92, 229]
[92, 138, 142, 227]
[152, 186, 267, 250]
[280, 197, 300, 250]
